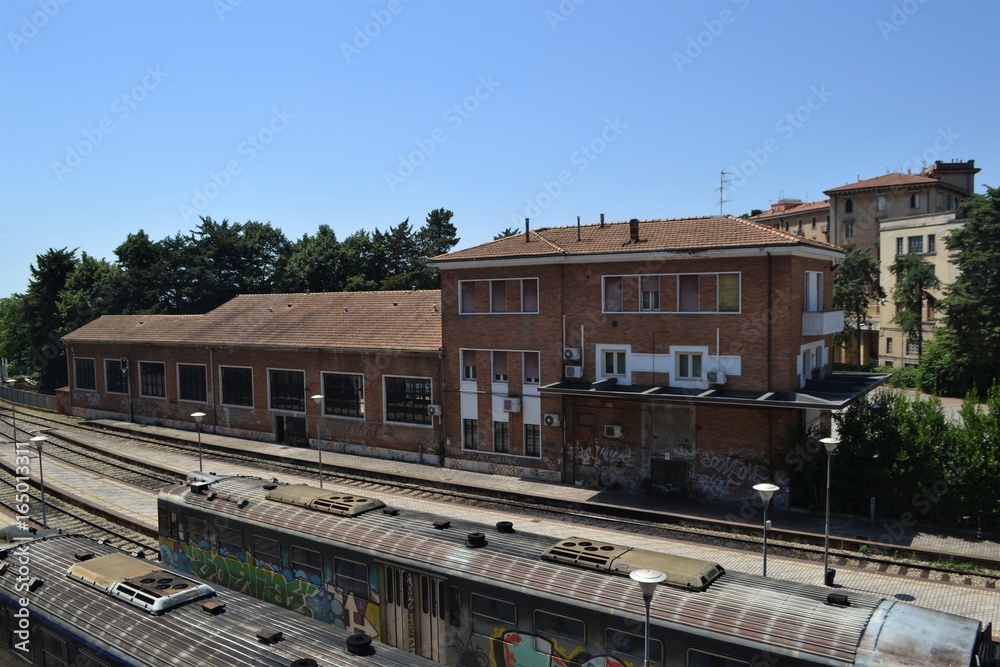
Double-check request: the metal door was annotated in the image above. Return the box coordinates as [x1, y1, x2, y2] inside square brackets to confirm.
[381, 564, 447, 662]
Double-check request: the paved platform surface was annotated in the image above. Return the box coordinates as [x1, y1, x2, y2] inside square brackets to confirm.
[7, 421, 999, 628]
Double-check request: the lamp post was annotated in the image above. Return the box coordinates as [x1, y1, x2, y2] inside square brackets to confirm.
[7, 379, 17, 449]
[191, 412, 206, 472]
[753, 483, 779, 576]
[820, 437, 840, 586]
[311, 395, 325, 489]
[629, 568, 666, 667]
[29, 436, 47, 528]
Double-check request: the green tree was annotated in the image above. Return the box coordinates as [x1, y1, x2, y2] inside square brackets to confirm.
[888, 253, 941, 359]
[833, 248, 885, 367]
[58, 252, 119, 331]
[494, 227, 518, 239]
[277, 225, 344, 293]
[21, 248, 79, 389]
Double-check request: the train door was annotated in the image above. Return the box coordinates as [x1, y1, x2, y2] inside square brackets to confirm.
[380, 563, 447, 663]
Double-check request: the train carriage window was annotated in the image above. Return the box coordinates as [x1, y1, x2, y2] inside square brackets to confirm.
[533, 610, 585, 655]
[448, 586, 461, 627]
[687, 649, 751, 667]
[157, 508, 179, 540]
[470, 594, 516, 637]
[217, 525, 243, 558]
[606, 628, 663, 666]
[185, 517, 210, 548]
[38, 627, 69, 666]
[290, 545, 323, 584]
[252, 535, 282, 571]
[334, 558, 369, 599]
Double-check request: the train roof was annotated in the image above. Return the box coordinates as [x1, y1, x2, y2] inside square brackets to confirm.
[160, 477, 980, 665]
[0, 533, 436, 667]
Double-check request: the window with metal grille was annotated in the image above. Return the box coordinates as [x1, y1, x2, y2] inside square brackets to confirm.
[178, 364, 207, 402]
[524, 424, 540, 457]
[463, 419, 478, 450]
[105, 359, 128, 394]
[471, 594, 515, 637]
[907, 339, 920, 356]
[220, 367, 253, 407]
[269, 369, 305, 411]
[75, 357, 96, 390]
[322, 372, 364, 417]
[139, 361, 166, 397]
[493, 421, 510, 453]
[908, 236, 923, 254]
[384, 376, 432, 425]
[334, 557, 369, 599]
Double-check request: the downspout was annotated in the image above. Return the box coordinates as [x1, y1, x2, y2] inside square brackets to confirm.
[767, 251, 774, 471]
[208, 346, 216, 434]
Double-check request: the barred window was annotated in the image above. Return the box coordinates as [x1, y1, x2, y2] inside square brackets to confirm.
[105, 359, 127, 394]
[463, 419, 478, 450]
[221, 367, 253, 407]
[384, 376, 432, 425]
[323, 373, 364, 417]
[139, 361, 166, 398]
[75, 358, 96, 390]
[178, 364, 207, 402]
[269, 369, 305, 411]
[525, 424, 540, 457]
[494, 421, 510, 453]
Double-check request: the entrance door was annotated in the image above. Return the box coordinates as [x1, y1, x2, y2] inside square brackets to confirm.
[381, 564, 447, 662]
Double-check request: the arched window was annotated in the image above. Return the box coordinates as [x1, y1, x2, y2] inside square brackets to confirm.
[845, 198, 853, 213]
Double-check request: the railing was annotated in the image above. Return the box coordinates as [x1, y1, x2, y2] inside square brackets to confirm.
[802, 309, 845, 336]
[0, 385, 56, 411]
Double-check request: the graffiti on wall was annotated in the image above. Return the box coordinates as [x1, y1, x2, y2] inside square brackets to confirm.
[694, 449, 770, 500]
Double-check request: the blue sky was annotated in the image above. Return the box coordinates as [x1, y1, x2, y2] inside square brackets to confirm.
[1, 0, 997, 299]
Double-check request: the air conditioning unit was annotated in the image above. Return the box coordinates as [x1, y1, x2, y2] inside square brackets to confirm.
[426, 404, 443, 416]
[563, 347, 581, 361]
[543, 413, 561, 427]
[707, 371, 727, 385]
[604, 424, 623, 439]
[502, 398, 521, 413]
[821, 225, 828, 233]
[565, 365, 583, 379]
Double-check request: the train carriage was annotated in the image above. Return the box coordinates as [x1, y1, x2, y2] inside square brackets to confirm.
[157, 474, 999, 667]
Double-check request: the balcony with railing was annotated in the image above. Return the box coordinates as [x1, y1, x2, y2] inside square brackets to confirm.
[802, 309, 844, 336]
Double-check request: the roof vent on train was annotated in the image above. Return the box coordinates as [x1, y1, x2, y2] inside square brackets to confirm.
[346, 633, 374, 656]
[542, 537, 725, 591]
[467, 532, 488, 548]
[290, 660, 319, 667]
[66, 553, 216, 615]
[265, 484, 385, 517]
[496, 521, 515, 533]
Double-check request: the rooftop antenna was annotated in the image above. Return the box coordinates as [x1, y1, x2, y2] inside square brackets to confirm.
[718, 170, 733, 215]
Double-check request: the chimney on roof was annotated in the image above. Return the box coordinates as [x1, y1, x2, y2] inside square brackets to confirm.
[525, 217, 530, 243]
[629, 218, 640, 243]
[577, 216, 581, 242]
[600, 213, 605, 228]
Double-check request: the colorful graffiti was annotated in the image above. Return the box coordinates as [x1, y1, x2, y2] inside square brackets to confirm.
[489, 630, 629, 667]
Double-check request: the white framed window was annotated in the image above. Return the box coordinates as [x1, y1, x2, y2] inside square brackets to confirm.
[928, 234, 936, 253]
[139, 361, 166, 398]
[603, 276, 624, 312]
[490, 280, 507, 313]
[804, 271, 824, 312]
[844, 221, 854, 238]
[908, 236, 923, 254]
[640, 276, 660, 311]
[459, 281, 476, 313]
[896, 238, 904, 256]
[910, 193, 921, 208]
[522, 279, 539, 313]
[596, 345, 629, 382]
[676, 352, 702, 380]
[220, 366, 253, 407]
[523, 352, 540, 385]
[74, 357, 96, 391]
[268, 368, 306, 412]
[670, 345, 708, 389]
[462, 350, 477, 381]
[876, 195, 887, 211]
[492, 351, 508, 383]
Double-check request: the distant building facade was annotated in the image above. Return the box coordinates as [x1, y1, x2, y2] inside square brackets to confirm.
[750, 198, 831, 243]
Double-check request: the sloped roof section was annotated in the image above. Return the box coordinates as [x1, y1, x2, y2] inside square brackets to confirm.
[431, 215, 839, 264]
[823, 173, 941, 193]
[750, 199, 831, 222]
[63, 290, 443, 352]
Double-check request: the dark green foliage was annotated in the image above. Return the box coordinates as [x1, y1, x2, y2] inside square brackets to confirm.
[888, 253, 940, 358]
[494, 227, 518, 239]
[873, 365, 919, 388]
[833, 248, 885, 366]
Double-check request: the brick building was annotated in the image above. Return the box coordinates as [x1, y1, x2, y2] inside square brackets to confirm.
[430, 216, 885, 505]
[750, 198, 831, 243]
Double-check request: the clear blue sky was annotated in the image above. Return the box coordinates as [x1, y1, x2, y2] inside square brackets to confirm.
[1, 0, 997, 299]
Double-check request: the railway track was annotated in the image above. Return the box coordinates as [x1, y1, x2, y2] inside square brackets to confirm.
[3, 405, 998, 588]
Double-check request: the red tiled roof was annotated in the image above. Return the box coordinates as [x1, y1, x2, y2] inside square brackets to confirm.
[823, 173, 940, 194]
[62, 291, 442, 352]
[431, 215, 839, 263]
[750, 200, 830, 221]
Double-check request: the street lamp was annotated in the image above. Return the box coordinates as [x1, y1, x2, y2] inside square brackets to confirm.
[6, 379, 16, 449]
[191, 412, 206, 472]
[29, 436, 47, 528]
[753, 483, 779, 577]
[311, 395, 325, 489]
[820, 437, 840, 586]
[629, 568, 666, 667]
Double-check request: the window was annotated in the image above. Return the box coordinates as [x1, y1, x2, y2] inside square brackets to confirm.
[158, 508, 178, 540]
[876, 195, 887, 211]
[844, 198, 853, 213]
[178, 364, 207, 402]
[640, 276, 660, 311]
[471, 594, 516, 636]
[718, 273, 740, 312]
[678, 275, 699, 312]
[908, 236, 923, 254]
[606, 628, 663, 667]
[463, 419, 478, 450]
[493, 421, 510, 453]
[522, 279, 539, 313]
[139, 361, 166, 398]
[384, 376, 432, 425]
[4, 607, 31, 661]
[491, 280, 507, 313]
[492, 351, 508, 382]
[896, 238, 904, 256]
[603, 276, 623, 312]
[186, 517, 210, 547]
[38, 627, 69, 667]
[676, 352, 702, 380]
[105, 359, 128, 394]
[462, 350, 477, 381]
[910, 193, 920, 208]
[534, 610, 585, 654]
[322, 373, 364, 417]
[603, 349, 627, 377]
[290, 545, 323, 584]
[844, 221, 854, 238]
[217, 525, 243, 558]
[269, 369, 305, 411]
[252, 535, 282, 571]
[805, 271, 824, 312]
[524, 424, 540, 457]
[460, 282, 476, 313]
[886, 337, 893, 353]
[334, 557, 369, 599]
[811, 216, 817, 229]
[687, 649, 751, 667]
[523, 352, 540, 384]
[74, 358, 96, 390]
[928, 234, 936, 253]
[221, 367, 253, 407]
[906, 339, 919, 356]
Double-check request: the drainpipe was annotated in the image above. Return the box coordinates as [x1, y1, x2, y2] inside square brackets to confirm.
[208, 346, 216, 434]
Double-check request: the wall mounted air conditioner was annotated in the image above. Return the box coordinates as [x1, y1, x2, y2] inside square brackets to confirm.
[563, 347, 581, 361]
[604, 424, 623, 439]
[707, 371, 727, 385]
[565, 365, 583, 379]
[426, 404, 443, 416]
[821, 225, 828, 233]
[543, 413, 561, 427]
[502, 398, 521, 413]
